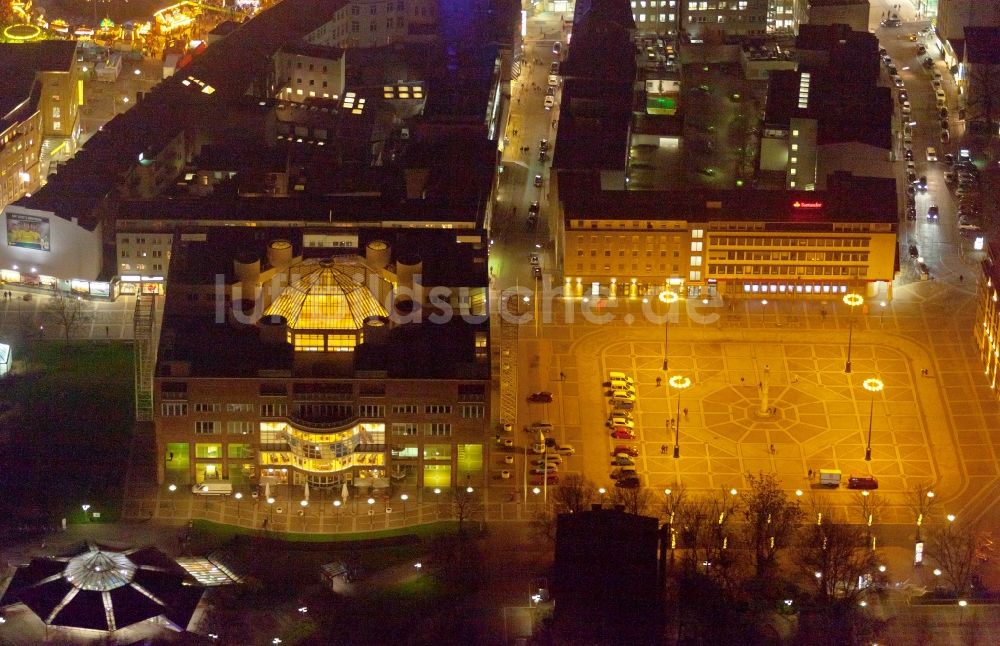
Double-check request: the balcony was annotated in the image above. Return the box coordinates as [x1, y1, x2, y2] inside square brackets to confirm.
[287, 413, 359, 433]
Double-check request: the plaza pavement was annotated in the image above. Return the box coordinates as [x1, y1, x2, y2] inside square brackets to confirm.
[0, 291, 144, 343]
[507, 270, 1000, 537]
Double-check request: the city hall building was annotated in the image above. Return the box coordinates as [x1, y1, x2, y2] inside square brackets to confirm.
[154, 228, 490, 494]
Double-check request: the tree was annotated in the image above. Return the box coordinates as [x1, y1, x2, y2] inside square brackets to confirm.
[44, 295, 91, 344]
[799, 520, 877, 606]
[852, 490, 884, 551]
[529, 506, 557, 544]
[740, 473, 803, 579]
[927, 519, 979, 597]
[450, 487, 484, 536]
[611, 485, 652, 515]
[903, 482, 938, 541]
[551, 473, 596, 514]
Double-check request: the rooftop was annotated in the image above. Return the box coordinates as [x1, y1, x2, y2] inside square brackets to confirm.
[0, 41, 76, 128]
[560, 172, 898, 226]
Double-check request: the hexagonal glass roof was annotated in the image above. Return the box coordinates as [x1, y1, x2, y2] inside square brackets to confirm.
[264, 257, 391, 331]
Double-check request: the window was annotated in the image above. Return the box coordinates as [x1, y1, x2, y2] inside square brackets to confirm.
[425, 405, 452, 414]
[52, 121, 60, 130]
[195, 421, 220, 435]
[392, 404, 418, 414]
[227, 421, 252, 435]
[424, 444, 452, 460]
[161, 403, 187, 416]
[303, 445, 322, 459]
[461, 405, 485, 419]
[359, 404, 384, 418]
[294, 334, 325, 352]
[426, 423, 452, 436]
[228, 443, 253, 458]
[392, 423, 419, 436]
[52, 107, 61, 119]
[261, 403, 288, 418]
[194, 403, 221, 413]
[227, 403, 254, 413]
[195, 443, 222, 458]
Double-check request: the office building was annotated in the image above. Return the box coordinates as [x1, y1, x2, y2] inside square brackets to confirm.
[154, 228, 490, 492]
[976, 243, 1000, 397]
[679, 0, 768, 40]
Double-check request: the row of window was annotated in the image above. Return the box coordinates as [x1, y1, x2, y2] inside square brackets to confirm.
[711, 251, 870, 263]
[165, 403, 484, 420]
[709, 236, 871, 248]
[391, 423, 453, 436]
[709, 265, 867, 277]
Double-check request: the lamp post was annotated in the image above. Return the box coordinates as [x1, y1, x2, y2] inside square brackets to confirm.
[843, 293, 864, 373]
[400, 493, 409, 521]
[598, 487, 606, 508]
[234, 492, 243, 521]
[266, 496, 275, 529]
[81, 504, 91, 523]
[167, 483, 177, 516]
[659, 290, 679, 371]
[368, 497, 376, 530]
[668, 375, 692, 458]
[333, 499, 342, 529]
[880, 301, 887, 325]
[761, 299, 768, 324]
[862, 377, 884, 461]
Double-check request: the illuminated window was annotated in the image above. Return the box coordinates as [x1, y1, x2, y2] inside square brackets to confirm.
[424, 444, 452, 459]
[195, 443, 222, 458]
[689, 270, 702, 281]
[690, 256, 703, 267]
[791, 144, 798, 151]
[792, 129, 799, 137]
[691, 241, 703, 252]
[294, 334, 325, 351]
[328, 334, 357, 351]
[195, 421, 220, 435]
[228, 443, 253, 458]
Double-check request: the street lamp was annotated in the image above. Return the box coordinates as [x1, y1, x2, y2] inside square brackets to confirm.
[862, 377, 884, 461]
[843, 293, 864, 373]
[668, 375, 692, 458]
[400, 493, 409, 519]
[81, 504, 91, 522]
[761, 299, 768, 324]
[167, 483, 177, 516]
[235, 492, 243, 521]
[880, 301, 887, 324]
[659, 290, 679, 371]
[598, 487, 606, 507]
[368, 497, 376, 529]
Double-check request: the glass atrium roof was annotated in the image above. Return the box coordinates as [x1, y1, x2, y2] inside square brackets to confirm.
[64, 550, 136, 591]
[265, 257, 392, 331]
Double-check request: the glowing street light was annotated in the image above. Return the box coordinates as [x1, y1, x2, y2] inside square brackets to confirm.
[668, 375, 691, 458]
[234, 491, 243, 520]
[400, 493, 409, 518]
[843, 293, 864, 373]
[862, 377, 884, 461]
[659, 290, 679, 371]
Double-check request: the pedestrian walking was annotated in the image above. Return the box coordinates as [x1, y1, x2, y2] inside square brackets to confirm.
[769, 444, 775, 455]
[683, 407, 689, 420]
[808, 468, 814, 479]
[959, 274, 964, 282]
[740, 377, 745, 385]
[660, 445, 667, 455]
[656, 376, 662, 387]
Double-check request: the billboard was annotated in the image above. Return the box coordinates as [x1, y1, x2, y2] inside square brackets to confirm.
[6, 212, 50, 251]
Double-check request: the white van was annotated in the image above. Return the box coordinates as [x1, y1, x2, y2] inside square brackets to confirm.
[192, 481, 233, 496]
[611, 390, 636, 402]
[609, 379, 636, 391]
[608, 371, 632, 382]
[557, 444, 575, 455]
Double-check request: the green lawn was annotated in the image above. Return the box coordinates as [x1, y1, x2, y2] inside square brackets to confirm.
[0, 342, 135, 524]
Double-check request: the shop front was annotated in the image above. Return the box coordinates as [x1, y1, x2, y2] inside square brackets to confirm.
[119, 274, 165, 295]
[0, 267, 118, 300]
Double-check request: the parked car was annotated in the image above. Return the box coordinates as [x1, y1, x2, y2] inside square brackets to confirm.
[905, 205, 916, 221]
[940, 108, 949, 119]
[613, 445, 640, 457]
[847, 475, 879, 490]
[607, 417, 635, 429]
[544, 95, 555, 110]
[530, 465, 558, 475]
[539, 139, 549, 152]
[904, 148, 913, 161]
[533, 265, 542, 278]
[917, 176, 928, 191]
[926, 146, 938, 162]
[612, 429, 637, 440]
[612, 455, 636, 466]
[528, 201, 540, 216]
[552, 41, 561, 55]
[530, 474, 559, 486]
[528, 391, 553, 403]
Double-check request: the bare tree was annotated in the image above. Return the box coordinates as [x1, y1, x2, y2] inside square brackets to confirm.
[44, 295, 90, 344]
[551, 473, 596, 514]
[450, 487, 484, 536]
[927, 519, 979, 597]
[741, 473, 804, 579]
[529, 506, 557, 544]
[852, 490, 884, 551]
[799, 520, 878, 606]
[903, 482, 939, 541]
[611, 485, 652, 515]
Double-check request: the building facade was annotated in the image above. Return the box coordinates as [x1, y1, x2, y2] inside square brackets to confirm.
[154, 231, 491, 494]
[975, 243, 1000, 397]
[302, 0, 438, 49]
[272, 44, 347, 103]
[680, 0, 768, 40]
[558, 173, 898, 301]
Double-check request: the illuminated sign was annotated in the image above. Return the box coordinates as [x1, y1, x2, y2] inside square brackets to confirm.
[6, 212, 50, 251]
[792, 201, 823, 209]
